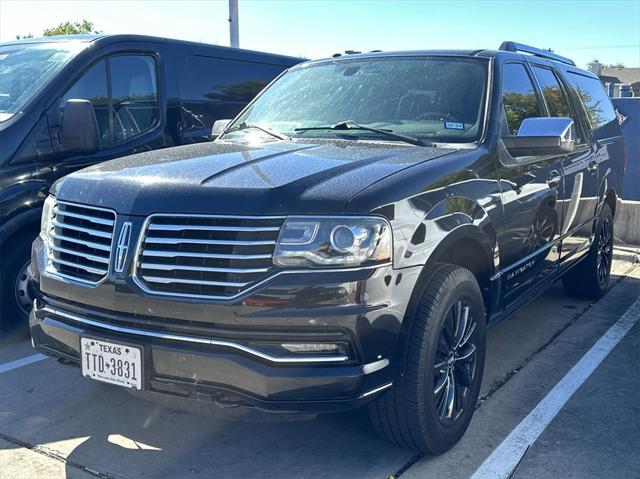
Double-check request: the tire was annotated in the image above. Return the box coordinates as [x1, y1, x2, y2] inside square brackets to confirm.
[368, 264, 486, 454]
[562, 203, 614, 300]
[0, 231, 37, 331]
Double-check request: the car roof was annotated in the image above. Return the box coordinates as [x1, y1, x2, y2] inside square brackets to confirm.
[302, 48, 594, 77]
[0, 34, 303, 62]
[1, 34, 104, 45]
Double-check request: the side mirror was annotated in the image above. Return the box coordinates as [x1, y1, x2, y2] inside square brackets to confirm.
[211, 119, 232, 139]
[502, 117, 575, 157]
[60, 99, 100, 154]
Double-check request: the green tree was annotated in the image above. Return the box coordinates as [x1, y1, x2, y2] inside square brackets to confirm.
[16, 19, 101, 39]
[43, 19, 101, 36]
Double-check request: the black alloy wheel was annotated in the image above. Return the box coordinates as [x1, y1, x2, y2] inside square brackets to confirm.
[369, 264, 486, 454]
[596, 215, 613, 286]
[433, 299, 479, 426]
[563, 202, 614, 299]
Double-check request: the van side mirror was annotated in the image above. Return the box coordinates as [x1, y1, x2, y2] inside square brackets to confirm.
[60, 99, 100, 154]
[211, 119, 232, 139]
[502, 117, 575, 157]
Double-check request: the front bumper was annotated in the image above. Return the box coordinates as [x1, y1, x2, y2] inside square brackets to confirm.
[31, 301, 395, 412]
[30, 236, 421, 413]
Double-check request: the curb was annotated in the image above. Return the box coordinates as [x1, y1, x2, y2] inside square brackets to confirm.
[613, 246, 640, 264]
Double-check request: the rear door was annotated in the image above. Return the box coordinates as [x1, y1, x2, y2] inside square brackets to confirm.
[529, 64, 597, 268]
[495, 61, 565, 308]
[562, 71, 623, 267]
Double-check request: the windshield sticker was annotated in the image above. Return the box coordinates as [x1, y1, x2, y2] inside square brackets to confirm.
[444, 121, 464, 130]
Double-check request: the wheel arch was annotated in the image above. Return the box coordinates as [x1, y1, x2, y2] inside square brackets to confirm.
[0, 207, 42, 246]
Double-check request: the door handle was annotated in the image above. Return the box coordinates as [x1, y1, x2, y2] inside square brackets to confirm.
[547, 171, 562, 189]
[587, 160, 599, 174]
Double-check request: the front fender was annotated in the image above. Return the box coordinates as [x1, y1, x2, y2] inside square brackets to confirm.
[390, 193, 500, 274]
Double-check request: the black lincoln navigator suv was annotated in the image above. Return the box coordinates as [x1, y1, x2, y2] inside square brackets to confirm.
[29, 42, 625, 454]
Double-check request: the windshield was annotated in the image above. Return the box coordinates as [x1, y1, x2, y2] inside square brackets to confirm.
[222, 56, 489, 144]
[0, 42, 87, 121]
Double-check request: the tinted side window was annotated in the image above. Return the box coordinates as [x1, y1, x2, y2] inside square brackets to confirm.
[188, 56, 283, 104]
[566, 72, 617, 133]
[110, 55, 159, 143]
[61, 60, 109, 146]
[532, 66, 583, 143]
[501, 63, 543, 134]
[61, 54, 159, 147]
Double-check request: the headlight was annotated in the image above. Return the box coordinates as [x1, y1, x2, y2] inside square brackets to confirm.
[40, 195, 56, 244]
[273, 216, 392, 268]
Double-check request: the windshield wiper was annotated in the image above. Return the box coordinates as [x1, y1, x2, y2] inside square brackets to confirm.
[295, 120, 435, 147]
[224, 121, 290, 141]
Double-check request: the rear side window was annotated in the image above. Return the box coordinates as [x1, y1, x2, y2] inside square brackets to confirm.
[61, 54, 159, 146]
[531, 66, 583, 143]
[501, 63, 543, 135]
[187, 56, 284, 104]
[566, 72, 616, 132]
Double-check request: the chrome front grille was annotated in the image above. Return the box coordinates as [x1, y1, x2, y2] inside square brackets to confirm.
[134, 214, 284, 299]
[47, 202, 116, 284]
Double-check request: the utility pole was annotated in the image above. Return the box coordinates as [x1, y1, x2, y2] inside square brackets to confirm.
[229, 0, 239, 48]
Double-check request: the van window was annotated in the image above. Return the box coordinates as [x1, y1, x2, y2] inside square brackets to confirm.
[110, 55, 159, 143]
[531, 66, 583, 143]
[61, 54, 159, 146]
[61, 60, 110, 145]
[187, 56, 283, 104]
[565, 72, 616, 131]
[501, 63, 543, 135]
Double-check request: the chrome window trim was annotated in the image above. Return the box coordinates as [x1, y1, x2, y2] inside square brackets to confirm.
[41, 305, 350, 364]
[43, 200, 118, 287]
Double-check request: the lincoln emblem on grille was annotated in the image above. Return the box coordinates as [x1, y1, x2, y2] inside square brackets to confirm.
[114, 222, 132, 273]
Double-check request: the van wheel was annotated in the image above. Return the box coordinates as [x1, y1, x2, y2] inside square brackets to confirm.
[368, 264, 486, 454]
[0, 233, 35, 331]
[563, 203, 614, 299]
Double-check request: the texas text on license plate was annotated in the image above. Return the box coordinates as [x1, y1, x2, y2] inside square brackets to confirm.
[80, 337, 142, 390]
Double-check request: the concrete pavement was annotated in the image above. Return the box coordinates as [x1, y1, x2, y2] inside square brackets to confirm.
[0, 254, 638, 479]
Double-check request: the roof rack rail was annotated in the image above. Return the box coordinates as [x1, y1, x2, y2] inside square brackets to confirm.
[499, 41, 575, 66]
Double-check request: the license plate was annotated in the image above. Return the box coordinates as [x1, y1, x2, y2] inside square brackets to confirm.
[80, 338, 142, 390]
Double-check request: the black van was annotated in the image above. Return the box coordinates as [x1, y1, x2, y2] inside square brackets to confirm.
[0, 34, 301, 327]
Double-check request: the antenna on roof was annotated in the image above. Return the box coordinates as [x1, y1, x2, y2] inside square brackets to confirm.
[499, 41, 575, 66]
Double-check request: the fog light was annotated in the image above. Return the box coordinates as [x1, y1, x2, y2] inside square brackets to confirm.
[281, 343, 342, 354]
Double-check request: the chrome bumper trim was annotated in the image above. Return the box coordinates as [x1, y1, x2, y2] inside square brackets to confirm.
[359, 382, 393, 398]
[40, 305, 350, 364]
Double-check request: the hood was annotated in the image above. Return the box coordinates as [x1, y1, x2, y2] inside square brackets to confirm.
[52, 139, 456, 215]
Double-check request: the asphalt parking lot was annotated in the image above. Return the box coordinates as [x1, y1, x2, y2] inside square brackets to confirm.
[1, 251, 638, 479]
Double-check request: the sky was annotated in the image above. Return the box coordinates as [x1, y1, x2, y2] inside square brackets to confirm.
[1, 0, 638, 68]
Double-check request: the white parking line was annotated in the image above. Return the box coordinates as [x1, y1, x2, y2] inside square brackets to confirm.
[472, 297, 640, 479]
[0, 353, 48, 375]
